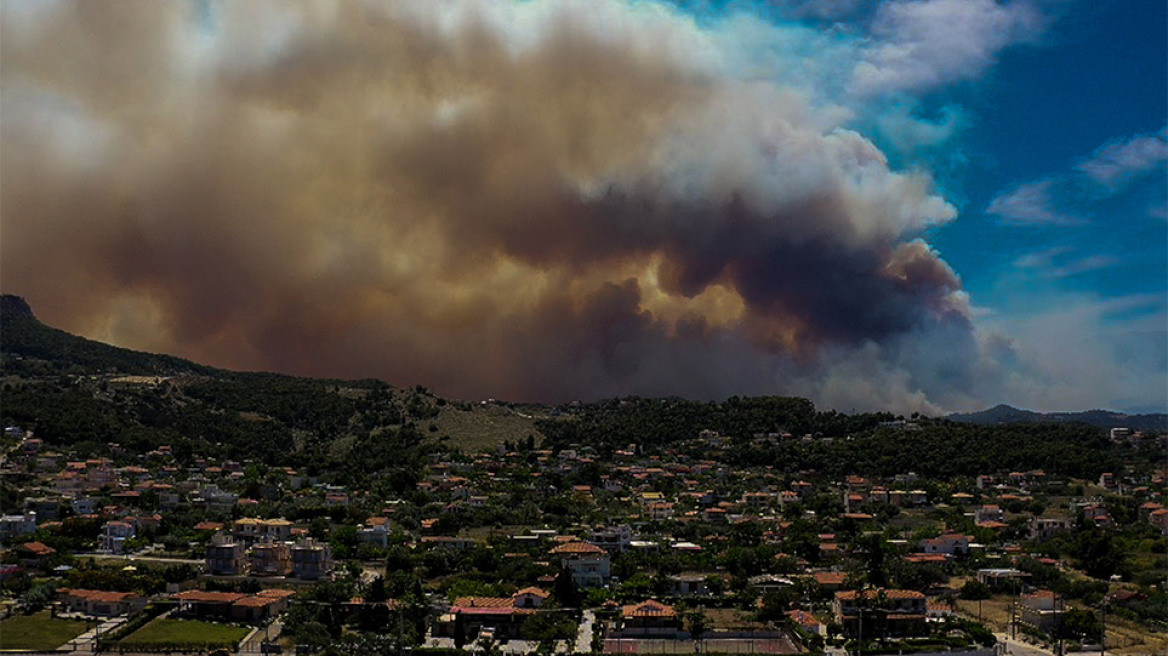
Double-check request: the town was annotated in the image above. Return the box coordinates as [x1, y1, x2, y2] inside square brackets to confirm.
[1, 392, 1165, 655]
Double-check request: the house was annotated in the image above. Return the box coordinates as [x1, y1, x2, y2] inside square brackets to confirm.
[833, 589, 927, 639]
[439, 595, 538, 640]
[812, 571, 848, 593]
[976, 568, 1030, 590]
[23, 498, 61, 521]
[232, 518, 293, 543]
[620, 600, 682, 638]
[358, 517, 392, 548]
[512, 587, 549, 609]
[291, 537, 334, 580]
[589, 524, 633, 553]
[1019, 590, 1064, 634]
[72, 497, 98, 516]
[671, 573, 712, 596]
[1149, 508, 1168, 535]
[58, 589, 146, 617]
[550, 541, 610, 588]
[206, 533, 249, 576]
[786, 609, 823, 635]
[249, 537, 292, 577]
[419, 536, 477, 550]
[1030, 517, 1073, 542]
[919, 533, 971, 556]
[748, 574, 794, 594]
[230, 589, 296, 622]
[172, 590, 246, 617]
[646, 501, 675, 521]
[172, 589, 295, 622]
[99, 520, 136, 554]
[975, 505, 1004, 524]
[0, 511, 37, 540]
[15, 541, 56, 568]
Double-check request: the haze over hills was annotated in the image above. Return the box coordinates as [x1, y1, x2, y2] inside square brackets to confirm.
[3, 293, 1160, 486]
[3, 293, 1164, 433]
[949, 403, 1167, 433]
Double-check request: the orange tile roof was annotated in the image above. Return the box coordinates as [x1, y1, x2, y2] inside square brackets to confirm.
[233, 596, 279, 608]
[172, 590, 247, 604]
[550, 541, 607, 555]
[454, 596, 514, 609]
[514, 587, 550, 598]
[836, 589, 925, 601]
[623, 600, 676, 618]
[813, 572, 847, 586]
[18, 541, 56, 556]
[59, 588, 141, 602]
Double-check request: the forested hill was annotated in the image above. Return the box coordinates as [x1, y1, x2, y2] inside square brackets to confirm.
[0, 294, 1158, 483]
[534, 397, 1141, 481]
[950, 403, 1167, 433]
[1, 294, 216, 377]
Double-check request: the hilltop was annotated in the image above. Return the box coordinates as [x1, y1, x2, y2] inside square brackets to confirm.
[949, 403, 1167, 433]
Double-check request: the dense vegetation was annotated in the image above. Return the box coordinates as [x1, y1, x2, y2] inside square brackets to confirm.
[537, 397, 1123, 479]
[1, 293, 1133, 483]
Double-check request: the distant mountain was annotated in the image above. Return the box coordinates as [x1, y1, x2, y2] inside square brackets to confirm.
[1, 294, 216, 377]
[949, 403, 1167, 432]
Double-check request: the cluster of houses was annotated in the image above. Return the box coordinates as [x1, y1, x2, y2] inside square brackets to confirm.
[2, 420, 1164, 651]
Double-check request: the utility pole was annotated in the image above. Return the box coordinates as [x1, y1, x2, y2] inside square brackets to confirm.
[1100, 599, 1106, 656]
[1056, 592, 1064, 656]
[857, 607, 863, 656]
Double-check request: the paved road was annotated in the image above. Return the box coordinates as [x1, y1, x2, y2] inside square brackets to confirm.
[576, 609, 596, 653]
[995, 632, 1054, 656]
[57, 615, 129, 652]
[239, 619, 284, 653]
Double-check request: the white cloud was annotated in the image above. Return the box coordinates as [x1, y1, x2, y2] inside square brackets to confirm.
[851, 0, 1045, 96]
[1076, 128, 1168, 189]
[1013, 247, 1117, 279]
[979, 294, 1167, 412]
[986, 180, 1080, 225]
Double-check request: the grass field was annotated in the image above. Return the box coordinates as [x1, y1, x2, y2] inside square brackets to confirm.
[954, 596, 1168, 656]
[0, 610, 93, 650]
[118, 617, 249, 649]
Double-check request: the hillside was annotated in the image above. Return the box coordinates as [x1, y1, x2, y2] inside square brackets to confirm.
[1, 294, 1160, 484]
[1, 294, 215, 377]
[949, 403, 1168, 432]
[0, 295, 543, 476]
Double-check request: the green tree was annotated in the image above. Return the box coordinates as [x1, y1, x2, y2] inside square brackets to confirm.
[960, 580, 991, 601]
[554, 565, 581, 607]
[686, 608, 708, 652]
[1059, 609, 1103, 643]
[453, 612, 468, 650]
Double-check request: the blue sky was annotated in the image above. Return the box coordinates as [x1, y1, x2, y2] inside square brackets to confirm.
[677, 0, 1168, 411]
[2, 0, 1164, 412]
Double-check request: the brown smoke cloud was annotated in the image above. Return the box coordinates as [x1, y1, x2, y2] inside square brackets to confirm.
[1, 0, 981, 411]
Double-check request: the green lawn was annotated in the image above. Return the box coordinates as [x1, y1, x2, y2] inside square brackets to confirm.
[118, 618, 250, 650]
[0, 610, 93, 650]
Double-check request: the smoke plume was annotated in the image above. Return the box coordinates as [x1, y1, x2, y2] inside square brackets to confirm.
[3, 0, 994, 411]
